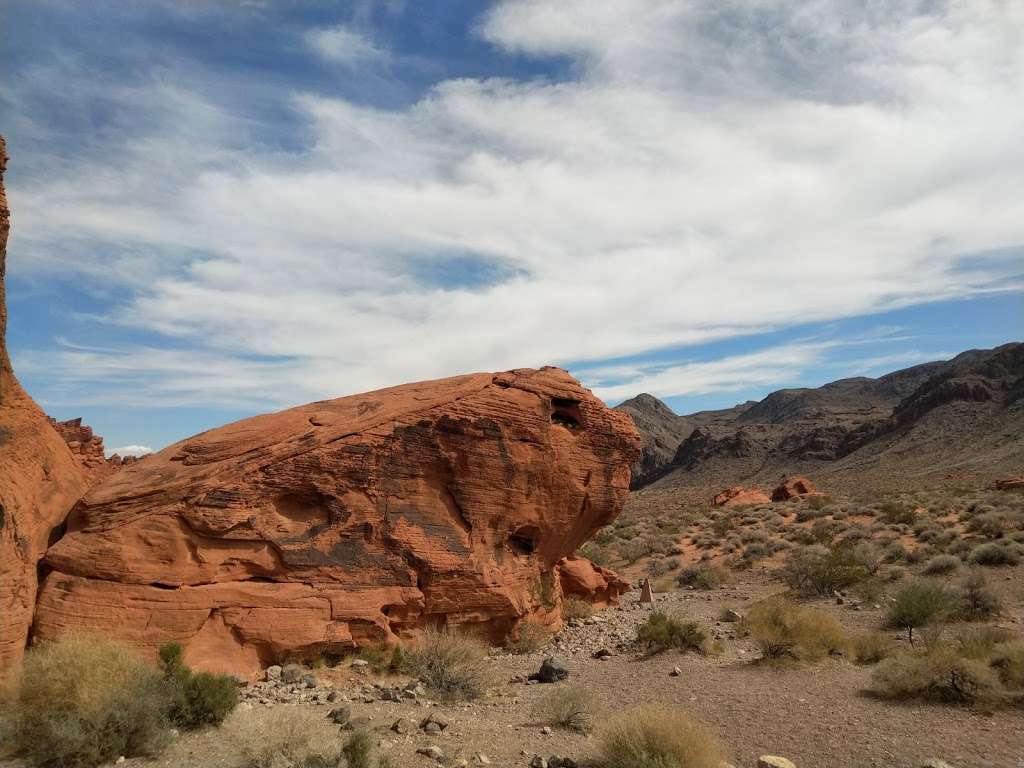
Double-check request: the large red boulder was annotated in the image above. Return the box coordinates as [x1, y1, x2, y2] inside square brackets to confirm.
[556, 556, 629, 608]
[0, 136, 92, 673]
[34, 367, 640, 676]
[771, 476, 820, 501]
[712, 486, 771, 508]
[993, 477, 1024, 491]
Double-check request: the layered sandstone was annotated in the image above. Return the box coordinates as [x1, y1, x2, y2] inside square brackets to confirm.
[771, 476, 820, 502]
[34, 367, 640, 676]
[712, 486, 771, 508]
[0, 136, 91, 672]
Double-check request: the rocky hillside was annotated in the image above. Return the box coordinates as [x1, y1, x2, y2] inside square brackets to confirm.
[616, 343, 1024, 495]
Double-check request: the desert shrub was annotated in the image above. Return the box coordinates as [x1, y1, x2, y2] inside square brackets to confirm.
[507, 621, 552, 654]
[675, 563, 728, 590]
[226, 706, 343, 768]
[880, 501, 918, 525]
[532, 686, 596, 734]
[969, 542, 1021, 566]
[158, 642, 237, 729]
[888, 580, 956, 643]
[742, 598, 846, 662]
[3, 637, 171, 768]
[780, 544, 868, 597]
[342, 730, 373, 768]
[952, 572, 1002, 621]
[807, 494, 833, 511]
[922, 554, 961, 576]
[967, 512, 1008, 539]
[956, 626, 1014, 660]
[989, 642, 1024, 689]
[850, 632, 897, 665]
[596, 707, 726, 768]
[871, 648, 1003, 704]
[406, 628, 489, 702]
[579, 542, 611, 566]
[637, 611, 708, 655]
[562, 597, 594, 621]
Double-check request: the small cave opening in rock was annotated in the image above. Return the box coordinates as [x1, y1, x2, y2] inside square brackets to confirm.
[508, 525, 540, 556]
[550, 397, 583, 430]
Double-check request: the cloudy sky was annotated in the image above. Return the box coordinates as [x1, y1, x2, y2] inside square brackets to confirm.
[2, 0, 1022, 456]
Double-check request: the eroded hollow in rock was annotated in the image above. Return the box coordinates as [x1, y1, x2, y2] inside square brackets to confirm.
[550, 397, 583, 429]
[508, 524, 540, 556]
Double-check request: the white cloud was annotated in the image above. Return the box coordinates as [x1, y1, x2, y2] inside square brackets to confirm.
[109, 444, 153, 458]
[6, 0, 1024, 415]
[306, 25, 388, 67]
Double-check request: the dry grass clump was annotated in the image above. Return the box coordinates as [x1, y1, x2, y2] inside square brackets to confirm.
[225, 706, 343, 768]
[562, 597, 594, 621]
[596, 707, 727, 768]
[532, 686, 597, 734]
[2, 637, 171, 768]
[953, 572, 1002, 621]
[405, 627, 490, 702]
[742, 597, 846, 662]
[850, 632, 897, 665]
[637, 611, 708, 655]
[989, 642, 1024, 689]
[507, 621, 553, 654]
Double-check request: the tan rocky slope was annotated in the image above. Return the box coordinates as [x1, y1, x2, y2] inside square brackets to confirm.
[0, 136, 93, 670]
[618, 343, 1024, 494]
[33, 367, 640, 677]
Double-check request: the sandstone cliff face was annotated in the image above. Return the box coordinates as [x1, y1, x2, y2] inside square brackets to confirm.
[34, 367, 640, 676]
[0, 136, 91, 672]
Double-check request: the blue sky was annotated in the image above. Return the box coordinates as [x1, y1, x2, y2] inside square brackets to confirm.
[1, 0, 1022, 456]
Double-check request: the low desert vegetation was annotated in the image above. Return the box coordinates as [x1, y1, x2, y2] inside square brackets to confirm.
[850, 631, 897, 665]
[531, 686, 597, 734]
[404, 627, 490, 702]
[1, 637, 173, 768]
[355, 641, 407, 675]
[675, 563, 728, 590]
[637, 611, 709, 655]
[159, 642, 238, 729]
[596, 707, 727, 768]
[742, 597, 846, 662]
[870, 647, 1005, 705]
[507, 620, 553, 654]
[562, 597, 594, 620]
[226, 706, 344, 768]
[887, 580, 956, 643]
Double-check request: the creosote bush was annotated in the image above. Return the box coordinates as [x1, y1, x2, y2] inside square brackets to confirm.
[850, 632, 897, 665]
[158, 642, 238, 729]
[871, 648, 1003, 705]
[922, 554, 961, 576]
[780, 544, 869, 597]
[969, 542, 1021, 566]
[953, 572, 1002, 621]
[532, 686, 597, 734]
[887, 580, 956, 643]
[742, 597, 846, 662]
[2, 637, 171, 768]
[405, 627, 490, 702]
[596, 707, 727, 768]
[637, 611, 708, 655]
[675, 563, 728, 590]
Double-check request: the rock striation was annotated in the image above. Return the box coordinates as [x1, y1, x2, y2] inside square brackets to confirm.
[33, 367, 640, 676]
[0, 136, 92, 672]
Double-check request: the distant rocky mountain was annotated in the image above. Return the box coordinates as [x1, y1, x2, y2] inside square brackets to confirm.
[615, 343, 1024, 494]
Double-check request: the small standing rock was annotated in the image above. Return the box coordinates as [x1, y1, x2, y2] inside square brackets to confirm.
[530, 757, 548, 768]
[670, 666, 682, 677]
[281, 663, 303, 684]
[328, 706, 351, 725]
[720, 609, 742, 623]
[391, 717, 413, 734]
[420, 712, 449, 733]
[531, 656, 569, 683]
[639, 579, 654, 603]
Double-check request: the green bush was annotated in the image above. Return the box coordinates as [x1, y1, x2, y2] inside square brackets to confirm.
[743, 598, 846, 662]
[871, 648, 1002, 704]
[637, 611, 708, 655]
[3, 637, 171, 768]
[158, 642, 237, 729]
[780, 544, 869, 597]
[342, 730, 373, 768]
[405, 628, 490, 702]
[850, 632, 897, 665]
[879, 501, 918, 525]
[355, 641, 407, 674]
[596, 707, 727, 768]
[887, 580, 956, 643]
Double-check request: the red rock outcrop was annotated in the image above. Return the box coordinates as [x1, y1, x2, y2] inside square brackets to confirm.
[712, 486, 771, 508]
[0, 136, 92, 673]
[34, 367, 640, 676]
[993, 477, 1024, 491]
[771, 475, 820, 501]
[556, 556, 629, 608]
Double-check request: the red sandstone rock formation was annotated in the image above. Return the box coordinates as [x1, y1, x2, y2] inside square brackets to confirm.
[771, 475, 820, 501]
[0, 137, 92, 673]
[34, 367, 640, 676]
[993, 477, 1024, 491]
[556, 556, 629, 608]
[712, 486, 771, 508]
